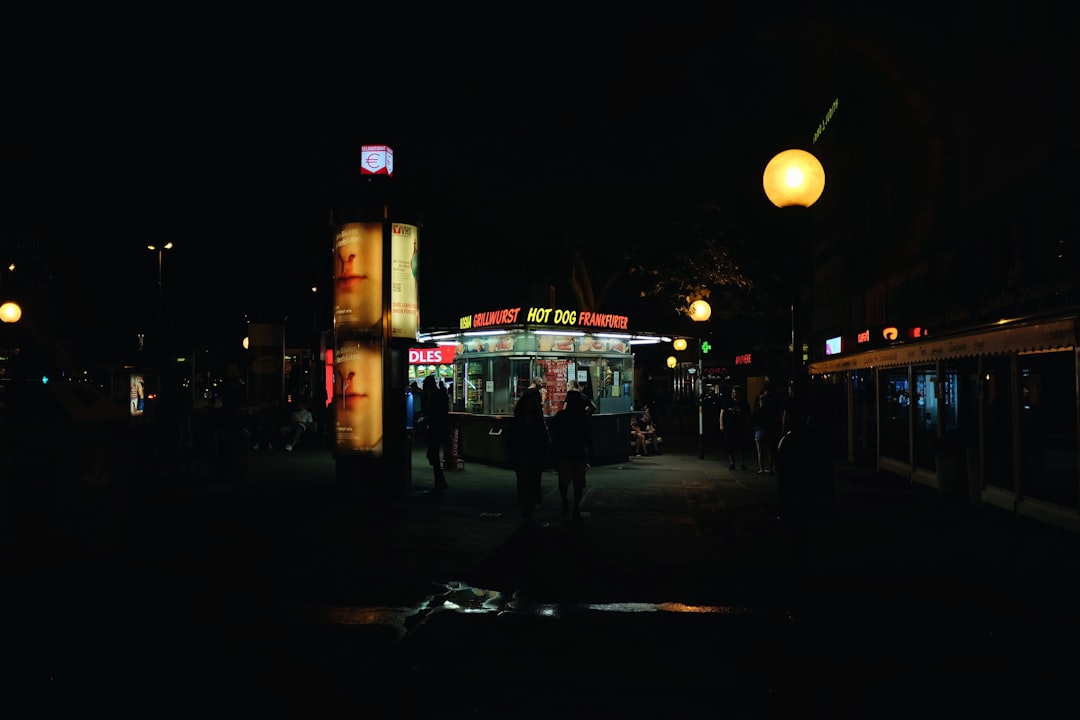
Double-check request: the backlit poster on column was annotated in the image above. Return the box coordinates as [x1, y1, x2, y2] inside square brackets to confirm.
[129, 373, 145, 416]
[391, 222, 419, 339]
[334, 222, 383, 333]
[334, 338, 383, 456]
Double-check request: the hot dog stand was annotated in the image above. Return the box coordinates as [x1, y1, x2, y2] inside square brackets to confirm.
[420, 305, 663, 467]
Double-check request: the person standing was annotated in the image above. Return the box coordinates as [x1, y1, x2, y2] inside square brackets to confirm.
[408, 380, 424, 442]
[423, 374, 450, 493]
[719, 385, 751, 471]
[752, 383, 782, 474]
[511, 376, 549, 522]
[568, 380, 597, 415]
[548, 390, 593, 521]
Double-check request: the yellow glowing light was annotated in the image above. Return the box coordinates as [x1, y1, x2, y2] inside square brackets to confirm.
[666, 356, 678, 368]
[673, 338, 687, 352]
[0, 301, 22, 323]
[689, 299, 711, 322]
[763, 149, 825, 208]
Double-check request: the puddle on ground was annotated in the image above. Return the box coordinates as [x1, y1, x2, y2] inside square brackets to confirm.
[301, 580, 761, 639]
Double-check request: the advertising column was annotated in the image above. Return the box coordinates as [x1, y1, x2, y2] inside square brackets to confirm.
[331, 150, 420, 495]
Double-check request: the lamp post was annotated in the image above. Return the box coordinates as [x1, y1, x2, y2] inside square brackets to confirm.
[0, 300, 22, 380]
[147, 242, 173, 383]
[688, 299, 711, 459]
[763, 149, 825, 386]
[2, 261, 22, 377]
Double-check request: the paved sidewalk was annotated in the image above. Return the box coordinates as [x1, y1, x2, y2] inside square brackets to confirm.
[7, 430, 1080, 717]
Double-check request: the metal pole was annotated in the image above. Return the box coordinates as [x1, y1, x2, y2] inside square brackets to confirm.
[698, 335, 705, 460]
[157, 247, 164, 388]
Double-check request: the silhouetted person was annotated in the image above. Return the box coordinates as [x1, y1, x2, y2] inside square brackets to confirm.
[776, 380, 833, 522]
[752, 383, 782, 474]
[511, 376, 549, 522]
[423, 374, 450, 493]
[548, 390, 593, 521]
[781, 379, 811, 436]
[719, 385, 751, 470]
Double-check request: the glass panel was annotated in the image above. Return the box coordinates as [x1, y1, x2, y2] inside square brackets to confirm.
[1020, 351, 1078, 508]
[510, 359, 533, 410]
[880, 369, 910, 463]
[852, 370, 877, 462]
[465, 359, 485, 414]
[490, 357, 512, 415]
[982, 355, 1013, 491]
[913, 366, 937, 471]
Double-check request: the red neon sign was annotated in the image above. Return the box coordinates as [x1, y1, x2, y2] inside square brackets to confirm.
[408, 344, 457, 365]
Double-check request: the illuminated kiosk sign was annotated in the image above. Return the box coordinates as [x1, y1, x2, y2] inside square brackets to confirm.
[360, 144, 393, 176]
[460, 307, 629, 331]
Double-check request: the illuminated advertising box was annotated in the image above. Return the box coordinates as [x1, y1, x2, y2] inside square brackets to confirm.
[391, 222, 419, 339]
[333, 222, 383, 333]
[334, 338, 383, 456]
[129, 373, 145, 416]
[360, 145, 393, 176]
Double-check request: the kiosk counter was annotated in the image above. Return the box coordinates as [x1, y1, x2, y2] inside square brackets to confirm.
[423, 306, 664, 468]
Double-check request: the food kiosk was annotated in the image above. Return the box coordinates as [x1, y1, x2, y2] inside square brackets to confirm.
[420, 305, 662, 467]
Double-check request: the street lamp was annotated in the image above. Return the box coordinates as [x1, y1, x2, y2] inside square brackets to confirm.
[0, 301, 21, 324]
[148, 242, 174, 386]
[763, 149, 825, 385]
[0, 300, 21, 379]
[688, 299, 711, 459]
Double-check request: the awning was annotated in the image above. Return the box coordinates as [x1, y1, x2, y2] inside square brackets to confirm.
[808, 317, 1077, 374]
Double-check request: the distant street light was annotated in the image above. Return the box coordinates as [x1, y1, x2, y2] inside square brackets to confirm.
[688, 299, 711, 460]
[148, 242, 174, 385]
[763, 149, 825, 385]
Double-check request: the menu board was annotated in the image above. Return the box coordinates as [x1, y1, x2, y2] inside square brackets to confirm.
[538, 358, 570, 415]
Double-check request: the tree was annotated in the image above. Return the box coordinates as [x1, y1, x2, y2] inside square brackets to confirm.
[628, 215, 759, 321]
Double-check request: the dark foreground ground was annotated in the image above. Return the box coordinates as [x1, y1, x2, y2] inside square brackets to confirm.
[4, 425, 1080, 718]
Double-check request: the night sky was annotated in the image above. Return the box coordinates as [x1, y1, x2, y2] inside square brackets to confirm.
[2, 4, 964, 361]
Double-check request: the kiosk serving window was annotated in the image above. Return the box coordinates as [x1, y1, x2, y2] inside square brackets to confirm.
[441, 308, 639, 416]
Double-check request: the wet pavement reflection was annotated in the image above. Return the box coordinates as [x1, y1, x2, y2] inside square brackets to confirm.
[299, 579, 764, 635]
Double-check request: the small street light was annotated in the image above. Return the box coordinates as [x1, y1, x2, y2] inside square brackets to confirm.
[688, 299, 711, 460]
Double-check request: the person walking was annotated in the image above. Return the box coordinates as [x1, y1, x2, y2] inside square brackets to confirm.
[422, 374, 450, 493]
[511, 376, 549, 522]
[547, 390, 593, 521]
[719, 385, 751, 471]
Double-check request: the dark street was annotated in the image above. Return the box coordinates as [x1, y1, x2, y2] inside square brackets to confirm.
[5, 428, 1080, 717]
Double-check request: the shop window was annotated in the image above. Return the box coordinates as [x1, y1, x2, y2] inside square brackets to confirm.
[879, 369, 910, 464]
[982, 356, 1013, 492]
[1019, 350, 1078, 508]
[913, 366, 937, 471]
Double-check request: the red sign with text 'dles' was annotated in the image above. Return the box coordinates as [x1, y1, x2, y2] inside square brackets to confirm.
[409, 345, 456, 365]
